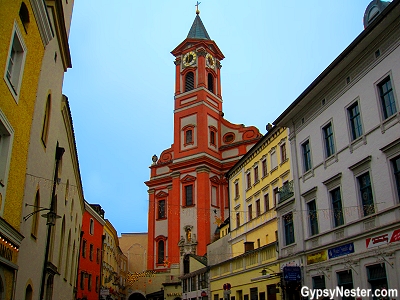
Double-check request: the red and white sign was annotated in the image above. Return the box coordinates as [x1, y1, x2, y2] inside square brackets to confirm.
[366, 229, 400, 248]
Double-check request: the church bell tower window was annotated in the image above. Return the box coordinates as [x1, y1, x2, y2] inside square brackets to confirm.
[185, 72, 194, 92]
[208, 73, 214, 93]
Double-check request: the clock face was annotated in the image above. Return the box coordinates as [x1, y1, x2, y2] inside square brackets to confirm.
[183, 51, 197, 67]
[206, 53, 215, 68]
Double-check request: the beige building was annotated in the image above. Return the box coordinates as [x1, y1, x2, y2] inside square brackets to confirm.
[0, 0, 54, 297]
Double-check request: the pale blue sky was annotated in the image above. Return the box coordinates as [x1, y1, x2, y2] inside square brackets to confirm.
[63, 0, 376, 234]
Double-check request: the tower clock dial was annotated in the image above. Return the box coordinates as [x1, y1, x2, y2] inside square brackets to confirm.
[183, 51, 197, 67]
[206, 53, 215, 69]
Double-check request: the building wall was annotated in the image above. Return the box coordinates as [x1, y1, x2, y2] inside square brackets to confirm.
[208, 126, 291, 300]
[14, 0, 82, 298]
[76, 203, 105, 299]
[102, 220, 126, 299]
[228, 127, 290, 258]
[274, 1, 400, 297]
[0, 0, 54, 298]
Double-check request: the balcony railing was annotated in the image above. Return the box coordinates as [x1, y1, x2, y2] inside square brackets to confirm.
[278, 180, 294, 203]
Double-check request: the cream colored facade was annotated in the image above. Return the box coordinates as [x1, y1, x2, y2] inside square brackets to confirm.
[273, 1, 400, 298]
[14, 0, 83, 299]
[209, 126, 291, 300]
[119, 233, 150, 299]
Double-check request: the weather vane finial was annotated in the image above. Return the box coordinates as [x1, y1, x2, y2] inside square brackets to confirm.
[195, 1, 201, 14]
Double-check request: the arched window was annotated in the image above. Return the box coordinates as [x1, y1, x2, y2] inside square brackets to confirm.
[70, 240, 76, 283]
[48, 196, 57, 261]
[208, 73, 214, 93]
[25, 284, 33, 300]
[89, 218, 94, 235]
[45, 275, 54, 300]
[65, 230, 71, 279]
[31, 190, 40, 237]
[157, 240, 165, 264]
[58, 217, 66, 273]
[41, 95, 51, 146]
[65, 179, 69, 205]
[185, 72, 194, 92]
[183, 255, 190, 274]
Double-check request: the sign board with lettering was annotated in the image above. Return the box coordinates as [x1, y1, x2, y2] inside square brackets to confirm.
[366, 228, 400, 248]
[328, 242, 355, 259]
[283, 266, 301, 282]
[307, 250, 327, 265]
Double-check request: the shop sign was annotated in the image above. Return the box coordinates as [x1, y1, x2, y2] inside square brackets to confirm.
[167, 293, 182, 297]
[0, 238, 17, 262]
[307, 250, 327, 265]
[328, 242, 354, 259]
[100, 288, 109, 296]
[366, 228, 400, 249]
[283, 266, 301, 282]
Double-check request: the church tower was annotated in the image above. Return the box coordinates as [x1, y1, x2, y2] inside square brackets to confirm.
[145, 8, 261, 273]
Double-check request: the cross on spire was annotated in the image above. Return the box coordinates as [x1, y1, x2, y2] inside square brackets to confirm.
[195, 1, 201, 14]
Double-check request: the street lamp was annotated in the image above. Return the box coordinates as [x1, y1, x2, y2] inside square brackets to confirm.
[41, 210, 61, 226]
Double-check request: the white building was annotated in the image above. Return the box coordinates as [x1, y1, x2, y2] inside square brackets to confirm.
[16, 0, 84, 299]
[274, 0, 400, 298]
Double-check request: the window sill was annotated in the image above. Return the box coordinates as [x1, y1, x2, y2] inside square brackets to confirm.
[380, 111, 399, 133]
[302, 169, 314, 182]
[183, 204, 195, 208]
[156, 217, 167, 221]
[280, 158, 289, 166]
[323, 154, 338, 169]
[349, 134, 367, 153]
[270, 166, 278, 174]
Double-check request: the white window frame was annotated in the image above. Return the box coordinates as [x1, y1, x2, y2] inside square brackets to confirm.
[4, 21, 27, 102]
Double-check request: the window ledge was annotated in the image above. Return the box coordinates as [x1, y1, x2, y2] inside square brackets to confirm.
[270, 166, 278, 174]
[280, 158, 289, 166]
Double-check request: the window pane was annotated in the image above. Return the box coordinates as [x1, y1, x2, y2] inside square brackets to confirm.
[185, 185, 193, 206]
[379, 77, 397, 119]
[186, 129, 192, 144]
[308, 200, 319, 235]
[303, 140, 312, 171]
[348, 103, 362, 140]
[393, 156, 400, 200]
[158, 200, 165, 218]
[331, 188, 344, 227]
[284, 213, 295, 245]
[358, 172, 375, 216]
[323, 123, 335, 157]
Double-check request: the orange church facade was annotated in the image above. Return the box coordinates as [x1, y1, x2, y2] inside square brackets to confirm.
[145, 12, 261, 272]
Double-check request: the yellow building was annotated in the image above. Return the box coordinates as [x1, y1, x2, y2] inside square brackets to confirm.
[103, 220, 127, 300]
[210, 125, 292, 300]
[0, 0, 53, 297]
